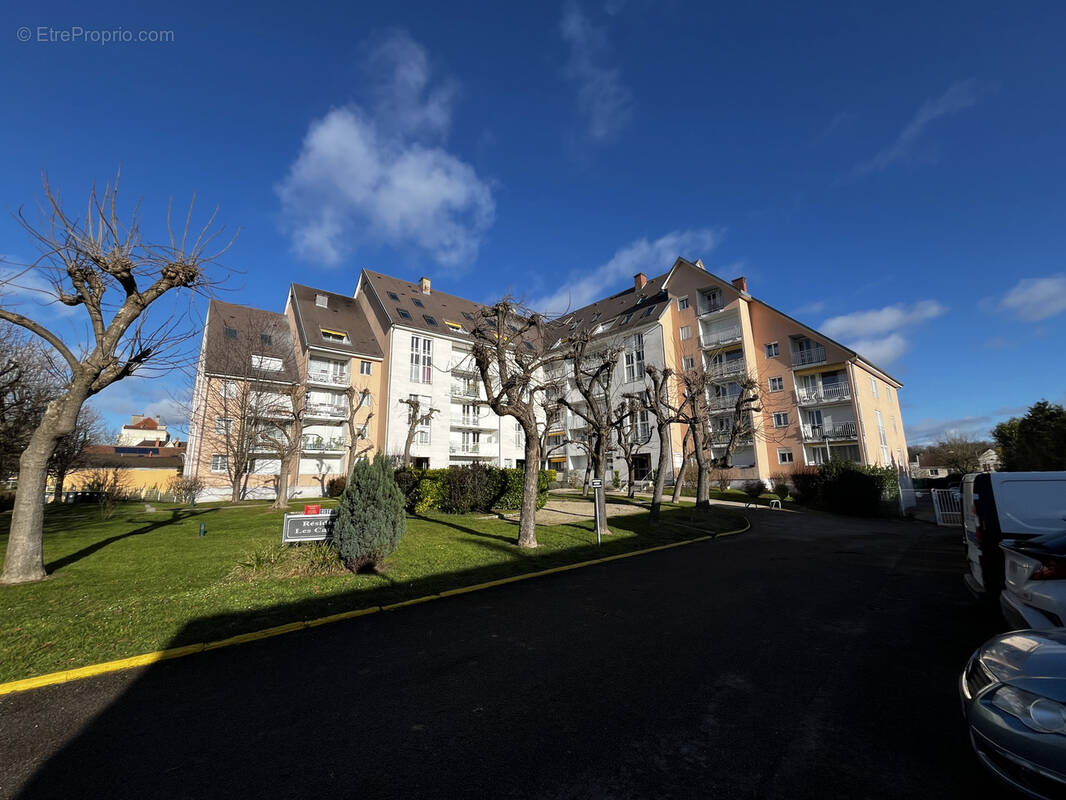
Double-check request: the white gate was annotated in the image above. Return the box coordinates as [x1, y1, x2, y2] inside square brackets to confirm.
[931, 489, 962, 526]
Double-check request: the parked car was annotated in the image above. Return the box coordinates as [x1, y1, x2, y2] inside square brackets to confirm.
[962, 472, 1066, 601]
[1002, 532, 1066, 629]
[961, 629, 1066, 799]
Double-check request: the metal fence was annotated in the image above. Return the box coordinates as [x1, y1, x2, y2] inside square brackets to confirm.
[931, 488, 962, 526]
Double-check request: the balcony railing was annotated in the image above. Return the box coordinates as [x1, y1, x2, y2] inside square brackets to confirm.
[709, 430, 753, 447]
[698, 298, 725, 315]
[707, 359, 746, 380]
[791, 345, 827, 367]
[450, 384, 480, 400]
[454, 415, 493, 428]
[699, 326, 742, 349]
[796, 382, 852, 406]
[305, 402, 347, 419]
[301, 436, 345, 452]
[449, 443, 493, 455]
[306, 369, 349, 386]
[707, 394, 739, 412]
[801, 421, 858, 442]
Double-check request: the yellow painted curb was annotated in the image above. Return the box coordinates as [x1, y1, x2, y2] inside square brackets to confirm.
[0, 517, 749, 697]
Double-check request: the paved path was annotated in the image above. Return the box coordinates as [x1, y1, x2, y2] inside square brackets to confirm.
[0, 506, 1002, 799]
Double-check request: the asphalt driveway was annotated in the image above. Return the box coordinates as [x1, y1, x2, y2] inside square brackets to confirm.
[0, 506, 1002, 799]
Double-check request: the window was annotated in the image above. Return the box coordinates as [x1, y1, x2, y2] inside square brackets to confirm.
[765, 342, 779, 358]
[683, 356, 695, 370]
[642, 306, 656, 318]
[445, 320, 463, 332]
[251, 355, 283, 371]
[359, 391, 372, 407]
[321, 329, 349, 343]
[891, 415, 897, 434]
[410, 336, 432, 383]
[397, 308, 411, 320]
[215, 418, 232, 434]
[523, 341, 534, 350]
[424, 314, 438, 327]
[875, 410, 889, 463]
[315, 294, 328, 308]
[701, 287, 723, 313]
[224, 326, 237, 340]
[596, 318, 617, 334]
[387, 291, 400, 302]
[591, 312, 601, 322]
[360, 360, 372, 375]
[210, 454, 228, 472]
[622, 313, 634, 325]
[410, 394, 432, 444]
[777, 448, 794, 464]
[679, 325, 691, 340]
[508, 323, 519, 333]
[412, 298, 424, 308]
[260, 333, 273, 345]
[677, 296, 689, 311]
[870, 377, 879, 399]
[773, 412, 789, 428]
[221, 381, 238, 399]
[514, 422, 523, 447]
[768, 376, 784, 392]
[624, 333, 645, 382]
[929, 468, 940, 476]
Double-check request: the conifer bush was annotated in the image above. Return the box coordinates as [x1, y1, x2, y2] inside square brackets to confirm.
[334, 453, 406, 573]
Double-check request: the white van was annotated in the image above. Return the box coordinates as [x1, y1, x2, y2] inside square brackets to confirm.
[962, 472, 1066, 600]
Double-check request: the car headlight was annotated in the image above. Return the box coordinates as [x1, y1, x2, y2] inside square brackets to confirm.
[988, 685, 1066, 735]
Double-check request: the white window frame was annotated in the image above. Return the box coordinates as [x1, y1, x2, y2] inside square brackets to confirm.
[682, 356, 695, 370]
[220, 381, 238, 399]
[210, 454, 228, 472]
[777, 448, 794, 464]
[679, 325, 691, 341]
[360, 360, 373, 375]
[677, 296, 689, 311]
[624, 333, 645, 382]
[870, 376, 879, 399]
[251, 354, 283, 371]
[765, 342, 779, 358]
[215, 418, 233, 434]
[315, 294, 328, 308]
[773, 412, 789, 428]
[768, 376, 783, 392]
[410, 336, 433, 384]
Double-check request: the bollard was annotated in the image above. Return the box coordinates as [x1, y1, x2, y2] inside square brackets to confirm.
[199, 522, 206, 537]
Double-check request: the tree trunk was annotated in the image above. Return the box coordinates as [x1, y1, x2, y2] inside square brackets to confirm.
[230, 479, 242, 504]
[672, 430, 690, 504]
[52, 470, 66, 504]
[1, 393, 84, 585]
[517, 435, 540, 548]
[625, 456, 635, 498]
[691, 423, 710, 509]
[272, 456, 291, 510]
[581, 459, 591, 496]
[592, 445, 609, 538]
[650, 424, 672, 523]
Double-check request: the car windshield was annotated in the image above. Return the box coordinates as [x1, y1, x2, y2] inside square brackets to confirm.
[1023, 531, 1066, 555]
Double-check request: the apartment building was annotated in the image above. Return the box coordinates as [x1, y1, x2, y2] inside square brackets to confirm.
[184, 257, 908, 499]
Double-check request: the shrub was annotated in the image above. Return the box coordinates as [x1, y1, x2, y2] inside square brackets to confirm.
[398, 465, 549, 513]
[743, 479, 766, 500]
[713, 467, 732, 491]
[334, 453, 406, 572]
[792, 462, 899, 517]
[326, 476, 347, 497]
[790, 468, 822, 505]
[167, 475, 204, 504]
[770, 473, 790, 500]
[612, 470, 620, 489]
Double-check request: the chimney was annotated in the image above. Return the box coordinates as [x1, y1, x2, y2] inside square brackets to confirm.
[634, 273, 647, 291]
[731, 276, 748, 293]
[130, 414, 144, 424]
[419, 276, 431, 295]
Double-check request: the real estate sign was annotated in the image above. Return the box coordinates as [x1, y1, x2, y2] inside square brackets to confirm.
[282, 511, 337, 544]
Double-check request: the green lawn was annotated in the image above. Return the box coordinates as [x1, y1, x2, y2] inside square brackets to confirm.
[0, 498, 745, 683]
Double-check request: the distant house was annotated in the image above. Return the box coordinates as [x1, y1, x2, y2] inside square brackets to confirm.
[55, 442, 186, 499]
[910, 464, 948, 479]
[116, 415, 170, 447]
[978, 448, 1001, 472]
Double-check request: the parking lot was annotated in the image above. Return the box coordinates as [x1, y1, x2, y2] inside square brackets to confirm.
[0, 507, 1005, 799]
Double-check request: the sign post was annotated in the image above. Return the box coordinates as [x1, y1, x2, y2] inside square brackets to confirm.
[590, 478, 603, 546]
[282, 510, 338, 544]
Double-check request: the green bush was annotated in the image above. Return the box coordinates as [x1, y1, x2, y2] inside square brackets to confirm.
[395, 465, 548, 514]
[791, 462, 899, 517]
[743, 479, 765, 500]
[326, 476, 346, 497]
[770, 473, 790, 500]
[790, 468, 821, 504]
[334, 453, 406, 572]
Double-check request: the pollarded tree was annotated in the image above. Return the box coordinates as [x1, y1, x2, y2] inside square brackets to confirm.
[470, 298, 557, 548]
[0, 175, 231, 584]
[344, 387, 376, 469]
[628, 365, 680, 521]
[611, 397, 648, 499]
[398, 396, 438, 468]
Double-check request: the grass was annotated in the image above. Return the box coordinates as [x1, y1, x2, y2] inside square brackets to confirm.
[0, 497, 745, 683]
[560, 487, 793, 507]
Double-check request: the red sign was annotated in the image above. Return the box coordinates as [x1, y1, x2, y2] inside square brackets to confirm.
[304, 504, 321, 515]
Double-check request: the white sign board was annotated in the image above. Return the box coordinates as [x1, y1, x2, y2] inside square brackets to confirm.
[590, 479, 603, 488]
[282, 511, 338, 544]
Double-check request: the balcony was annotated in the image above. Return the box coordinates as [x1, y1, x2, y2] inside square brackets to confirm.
[304, 402, 347, 420]
[791, 344, 827, 367]
[453, 415, 494, 429]
[707, 359, 746, 381]
[449, 442, 494, 455]
[707, 394, 739, 413]
[697, 295, 725, 316]
[699, 326, 742, 349]
[450, 383, 481, 400]
[709, 430, 753, 447]
[796, 382, 852, 406]
[301, 436, 345, 452]
[306, 369, 349, 387]
[801, 421, 858, 442]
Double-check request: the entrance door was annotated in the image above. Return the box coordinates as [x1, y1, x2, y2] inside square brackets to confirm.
[632, 454, 652, 482]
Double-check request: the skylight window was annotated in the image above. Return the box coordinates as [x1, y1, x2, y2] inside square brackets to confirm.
[387, 291, 400, 302]
[523, 341, 534, 350]
[622, 313, 634, 324]
[260, 333, 273, 345]
[591, 312, 601, 322]
[224, 327, 237, 340]
[423, 314, 438, 326]
[462, 311, 475, 321]
[641, 306, 655, 318]
[397, 308, 411, 320]
[412, 298, 425, 308]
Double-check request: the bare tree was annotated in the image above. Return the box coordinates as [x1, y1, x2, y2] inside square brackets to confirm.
[0, 322, 59, 482]
[0, 174, 231, 584]
[611, 397, 647, 499]
[398, 396, 438, 468]
[470, 298, 557, 548]
[343, 387, 376, 469]
[255, 382, 306, 510]
[628, 365, 680, 521]
[48, 405, 105, 502]
[671, 426, 692, 504]
[557, 333, 624, 540]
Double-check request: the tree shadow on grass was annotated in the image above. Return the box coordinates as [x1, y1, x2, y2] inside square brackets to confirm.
[44, 508, 220, 574]
[414, 514, 519, 546]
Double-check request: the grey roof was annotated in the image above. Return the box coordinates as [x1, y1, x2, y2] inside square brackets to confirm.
[545, 272, 671, 346]
[361, 271, 490, 339]
[289, 284, 383, 359]
[203, 299, 300, 383]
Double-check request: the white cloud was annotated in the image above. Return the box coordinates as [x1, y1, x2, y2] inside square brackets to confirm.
[792, 300, 826, 316]
[560, 2, 634, 142]
[276, 31, 494, 268]
[854, 80, 981, 176]
[842, 333, 908, 366]
[529, 228, 720, 314]
[820, 300, 947, 341]
[0, 265, 80, 317]
[92, 377, 191, 434]
[1000, 274, 1066, 321]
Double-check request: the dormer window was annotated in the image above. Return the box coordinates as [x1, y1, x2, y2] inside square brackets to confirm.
[321, 328, 349, 343]
[445, 320, 463, 332]
[387, 291, 400, 302]
[423, 314, 438, 326]
[397, 308, 411, 320]
[462, 311, 475, 322]
[315, 294, 328, 308]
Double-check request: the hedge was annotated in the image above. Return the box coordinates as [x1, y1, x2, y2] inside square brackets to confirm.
[394, 465, 550, 514]
[790, 462, 900, 517]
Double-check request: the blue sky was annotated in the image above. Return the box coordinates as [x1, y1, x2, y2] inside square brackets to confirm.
[1, 0, 1064, 444]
